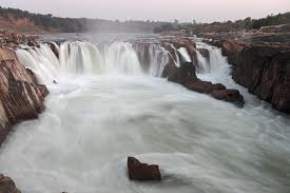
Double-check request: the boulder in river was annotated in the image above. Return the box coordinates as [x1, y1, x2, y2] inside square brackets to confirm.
[127, 157, 162, 181]
[0, 174, 21, 193]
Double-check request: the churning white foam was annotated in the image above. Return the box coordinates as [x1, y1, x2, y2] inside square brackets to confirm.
[0, 40, 289, 193]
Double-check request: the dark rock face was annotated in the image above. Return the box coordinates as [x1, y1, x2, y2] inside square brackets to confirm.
[161, 42, 179, 78]
[161, 37, 198, 77]
[127, 157, 162, 181]
[198, 48, 210, 62]
[0, 174, 21, 193]
[183, 79, 244, 107]
[168, 61, 197, 84]
[217, 39, 290, 113]
[211, 89, 244, 107]
[161, 38, 244, 107]
[48, 42, 59, 59]
[0, 47, 48, 146]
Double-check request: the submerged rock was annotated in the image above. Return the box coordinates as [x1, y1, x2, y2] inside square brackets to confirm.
[127, 157, 162, 181]
[0, 174, 21, 193]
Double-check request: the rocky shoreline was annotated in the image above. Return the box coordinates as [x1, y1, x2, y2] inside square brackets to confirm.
[0, 31, 47, 146]
[0, 31, 48, 193]
[133, 37, 245, 107]
[203, 32, 290, 113]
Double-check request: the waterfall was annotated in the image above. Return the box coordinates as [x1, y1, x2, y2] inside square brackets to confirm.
[196, 42, 230, 76]
[17, 41, 156, 84]
[1, 37, 290, 193]
[177, 47, 191, 63]
[146, 44, 169, 77]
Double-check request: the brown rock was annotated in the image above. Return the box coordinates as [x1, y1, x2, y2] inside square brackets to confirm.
[0, 174, 21, 193]
[211, 89, 244, 107]
[184, 80, 215, 94]
[272, 82, 290, 113]
[48, 42, 59, 59]
[168, 62, 197, 84]
[198, 48, 210, 61]
[0, 47, 48, 146]
[127, 157, 161, 181]
[213, 83, 226, 91]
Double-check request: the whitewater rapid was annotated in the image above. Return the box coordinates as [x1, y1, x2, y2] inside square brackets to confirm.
[0, 39, 289, 193]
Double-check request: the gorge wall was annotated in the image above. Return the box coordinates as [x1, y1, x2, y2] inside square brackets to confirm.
[210, 39, 290, 113]
[0, 33, 48, 146]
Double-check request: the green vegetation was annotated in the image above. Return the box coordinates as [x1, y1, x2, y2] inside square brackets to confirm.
[0, 6, 165, 33]
[1, 6, 289, 34]
[0, 6, 88, 32]
[251, 12, 290, 29]
[154, 12, 290, 34]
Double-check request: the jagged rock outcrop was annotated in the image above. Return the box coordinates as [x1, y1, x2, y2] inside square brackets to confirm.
[0, 47, 48, 146]
[161, 38, 244, 106]
[214, 39, 290, 113]
[167, 59, 244, 106]
[0, 31, 39, 49]
[0, 174, 21, 193]
[127, 157, 162, 181]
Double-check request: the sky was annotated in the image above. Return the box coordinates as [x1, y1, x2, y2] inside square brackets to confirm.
[1, 0, 290, 22]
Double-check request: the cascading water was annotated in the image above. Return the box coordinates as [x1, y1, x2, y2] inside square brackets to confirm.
[0, 37, 289, 193]
[17, 41, 159, 85]
[146, 44, 169, 77]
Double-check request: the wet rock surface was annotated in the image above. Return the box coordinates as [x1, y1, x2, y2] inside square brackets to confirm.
[209, 37, 290, 113]
[0, 174, 21, 193]
[127, 157, 162, 181]
[198, 48, 210, 62]
[158, 37, 244, 106]
[0, 30, 39, 49]
[0, 46, 48, 146]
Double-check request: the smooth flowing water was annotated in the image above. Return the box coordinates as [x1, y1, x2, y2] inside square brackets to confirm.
[0, 39, 289, 193]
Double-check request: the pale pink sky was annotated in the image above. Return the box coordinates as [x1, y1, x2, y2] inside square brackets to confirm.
[1, 0, 290, 22]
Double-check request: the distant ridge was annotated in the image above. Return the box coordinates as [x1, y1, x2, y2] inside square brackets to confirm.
[0, 6, 168, 33]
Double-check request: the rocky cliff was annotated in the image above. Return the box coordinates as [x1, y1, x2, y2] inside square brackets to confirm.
[0, 33, 48, 146]
[160, 37, 244, 107]
[209, 38, 290, 113]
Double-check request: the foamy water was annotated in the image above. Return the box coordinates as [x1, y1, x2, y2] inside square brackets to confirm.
[0, 39, 289, 193]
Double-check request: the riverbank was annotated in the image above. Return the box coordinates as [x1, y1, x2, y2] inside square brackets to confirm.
[201, 32, 290, 114]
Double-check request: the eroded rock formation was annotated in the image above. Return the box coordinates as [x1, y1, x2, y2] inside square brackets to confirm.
[160, 38, 244, 106]
[0, 47, 48, 146]
[212, 39, 290, 113]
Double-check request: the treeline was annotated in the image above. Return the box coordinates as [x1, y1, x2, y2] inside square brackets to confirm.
[251, 12, 290, 29]
[0, 6, 164, 33]
[0, 7, 89, 32]
[154, 12, 290, 34]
